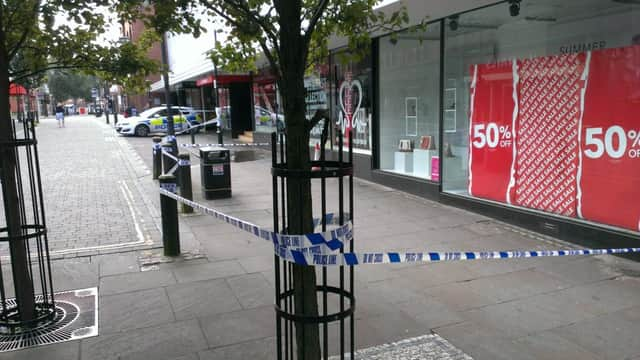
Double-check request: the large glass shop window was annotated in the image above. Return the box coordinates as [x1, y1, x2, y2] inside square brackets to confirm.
[379, 23, 441, 180]
[330, 52, 373, 154]
[442, 0, 640, 234]
[307, 63, 331, 145]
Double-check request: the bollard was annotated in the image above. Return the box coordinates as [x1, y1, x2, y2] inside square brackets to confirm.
[217, 128, 223, 146]
[177, 153, 193, 214]
[190, 127, 196, 145]
[159, 175, 180, 256]
[152, 137, 162, 180]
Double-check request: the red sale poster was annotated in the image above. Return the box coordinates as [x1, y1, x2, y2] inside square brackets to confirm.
[578, 45, 640, 232]
[513, 53, 586, 217]
[468, 60, 517, 203]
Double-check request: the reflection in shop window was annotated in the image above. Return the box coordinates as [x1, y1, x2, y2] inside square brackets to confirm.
[442, 0, 640, 234]
[378, 23, 441, 180]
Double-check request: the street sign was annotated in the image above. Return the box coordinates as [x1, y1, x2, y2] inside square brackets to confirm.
[91, 88, 98, 98]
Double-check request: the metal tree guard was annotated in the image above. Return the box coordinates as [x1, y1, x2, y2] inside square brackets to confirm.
[271, 129, 355, 359]
[0, 116, 55, 332]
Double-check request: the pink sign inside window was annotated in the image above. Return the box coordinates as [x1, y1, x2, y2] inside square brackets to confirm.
[431, 156, 440, 181]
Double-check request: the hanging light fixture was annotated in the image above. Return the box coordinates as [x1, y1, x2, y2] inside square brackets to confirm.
[508, 0, 521, 17]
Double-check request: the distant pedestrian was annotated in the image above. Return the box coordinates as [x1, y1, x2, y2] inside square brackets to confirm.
[55, 104, 65, 128]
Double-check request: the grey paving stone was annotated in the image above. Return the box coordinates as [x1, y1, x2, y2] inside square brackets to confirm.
[81, 319, 207, 360]
[172, 259, 246, 283]
[394, 295, 464, 329]
[358, 310, 430, 345]
[165, 278, 242, 320]
[96, 252, 140, 276]
[238, 255, 274, 273]
[200, 306, 275, 348]
[435, 321, 536, 360]
[99, 287, 175, 334]
[455, 268, 571, 306]
[226, 273, 274, 309]
[0, 340, 79, 360]
[550, 306, 640, 360]
[100, 269, 176, 295]
[457, 289, 603, 340]
[197, 337, 276, 360]
[512, 331, 600, 360]
[533, 255, 624, 286]
[167, 353, 199, 360]
[50, 259, 99, 292]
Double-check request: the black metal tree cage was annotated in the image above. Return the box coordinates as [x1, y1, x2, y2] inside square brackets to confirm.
[0, 116, 55, 334]
[271, 129, 355, 359]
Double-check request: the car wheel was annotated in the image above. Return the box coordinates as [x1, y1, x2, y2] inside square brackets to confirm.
[134, 125, 150, 137]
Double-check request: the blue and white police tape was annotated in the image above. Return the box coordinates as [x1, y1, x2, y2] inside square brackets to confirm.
[159, 189, 640, 266]
[180, 142, 271, 148]
[279, 247, 640, 266]
[162, 149, 178, 162]
[159, 188, 352, 253]
[153, 143, 162, 155]
[175, 119, 221, 135]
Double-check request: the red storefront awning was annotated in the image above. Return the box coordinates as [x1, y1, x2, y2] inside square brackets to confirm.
[9, 83, 27, 96]
[196, 74, 251, 87]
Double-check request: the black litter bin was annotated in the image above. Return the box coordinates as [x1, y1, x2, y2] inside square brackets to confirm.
[200, 147, 231, 199]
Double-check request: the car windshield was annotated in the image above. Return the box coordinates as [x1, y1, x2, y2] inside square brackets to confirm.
[138, 108, 160, 118]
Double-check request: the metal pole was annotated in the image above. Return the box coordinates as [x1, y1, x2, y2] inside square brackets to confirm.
[159, 175, 180, 256]
[200, 85, 206, 132]
[178, 153, 193, 214]
[160, 33, 175, 137]
[104, 82, 110, 125]
[113, 93, 119, 125]
[213, 30, 222, 145]
[152, 137, 162, 179]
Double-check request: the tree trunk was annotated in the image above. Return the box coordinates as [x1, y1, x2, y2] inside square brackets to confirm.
[0, 27, 36, 322]
[277, 0, 321, 358]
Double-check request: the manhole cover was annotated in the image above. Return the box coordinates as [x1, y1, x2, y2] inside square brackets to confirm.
[0, 287, 98, 352]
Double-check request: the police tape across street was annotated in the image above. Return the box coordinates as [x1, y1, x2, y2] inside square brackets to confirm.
[158, 188, 640, 266]
[180, 142, 271, 148]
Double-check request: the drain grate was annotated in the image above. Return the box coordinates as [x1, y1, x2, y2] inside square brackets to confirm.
[0, 287, 98, 352]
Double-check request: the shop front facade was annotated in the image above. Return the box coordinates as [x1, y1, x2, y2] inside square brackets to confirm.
[311, 0, 640, 245]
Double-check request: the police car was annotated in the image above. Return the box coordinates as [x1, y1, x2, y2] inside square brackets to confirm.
[115, 106, 202, 136]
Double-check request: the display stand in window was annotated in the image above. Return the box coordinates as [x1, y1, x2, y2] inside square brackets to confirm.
[444, 79, 456, 133]
[414, 136, 437, 179]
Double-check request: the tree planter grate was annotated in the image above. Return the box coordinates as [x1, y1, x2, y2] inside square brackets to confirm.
[0, 287, 98, 352]
[272, 129, 356, 360]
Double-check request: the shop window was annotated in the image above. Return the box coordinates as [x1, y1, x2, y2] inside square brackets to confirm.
[307, 63, 331, 144]
[442, 0, 640, 234]
[378, 23, 441, 180]
[329, 51, 373, 154]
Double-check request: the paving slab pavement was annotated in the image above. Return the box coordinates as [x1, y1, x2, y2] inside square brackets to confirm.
[2, 119, 640, 360]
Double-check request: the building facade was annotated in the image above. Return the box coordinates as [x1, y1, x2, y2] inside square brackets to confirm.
[327, 0, 639, 246]
[154, 0, 640, 246]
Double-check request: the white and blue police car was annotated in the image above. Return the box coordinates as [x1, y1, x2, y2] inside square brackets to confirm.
[115, 106, 202, 136]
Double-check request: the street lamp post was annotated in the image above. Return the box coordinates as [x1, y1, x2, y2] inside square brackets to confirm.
[104, 82, 110, 125]
[213, 30, 222, 145]
[160, 33, 178, 155]
[110, 85, 119, 125]
[160, 33, 175, 137]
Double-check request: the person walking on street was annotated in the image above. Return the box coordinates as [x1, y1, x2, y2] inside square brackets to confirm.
[55, 104, 65, 128]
